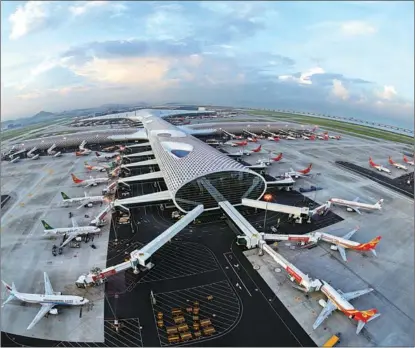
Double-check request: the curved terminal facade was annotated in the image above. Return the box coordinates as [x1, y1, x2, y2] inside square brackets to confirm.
[142, 113, 267, 212]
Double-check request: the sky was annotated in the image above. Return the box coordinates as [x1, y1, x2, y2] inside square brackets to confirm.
[1, 1, 414, 129]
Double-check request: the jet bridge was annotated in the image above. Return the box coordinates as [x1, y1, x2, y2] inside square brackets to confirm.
[114, 190, 172, 206]
[76, 204, 204, 288]
[219, 201, 261, 249]
[242, 198, 311, 223]
[118, 171, 164, 184]
[123, 150, 154, 158]
[121, 159, 158, 168]
[126, 142, 150, 149]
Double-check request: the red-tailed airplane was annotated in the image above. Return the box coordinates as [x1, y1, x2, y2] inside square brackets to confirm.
[230, 140, 248, 147]
[388, 157, 407, 171]
[251, 144, 262, 153]
[75, 149, 90, 156]
[71, 174, 109, 187]
[247, 137, 258, 143]
[403, 155, 414, 166]
[302, 134, 316, 140]
[256, 153, 283, 166]
[329, 134, 342, 140]
[318, 134, 329, 141]
[84, 161, 110, 172]
[286, 163, 312, 178]
[369, 157, 391, 174]
[268, 136, 280, 142]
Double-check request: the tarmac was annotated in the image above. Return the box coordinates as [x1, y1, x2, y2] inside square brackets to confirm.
[1, 153, 111, 342]
[222, 134, 415, 347]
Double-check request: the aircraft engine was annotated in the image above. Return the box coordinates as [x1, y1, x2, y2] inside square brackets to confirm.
[49, 308, 58, 315]
[346, 207, 353, 212]
[330, 245, 338, 251]
[318, 299, 327, 308]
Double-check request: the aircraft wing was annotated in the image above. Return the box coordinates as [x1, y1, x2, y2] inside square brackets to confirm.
[348, 206, 362, 215]
[353, 197, 360, 202]
[77, 200, 90, 209]
[43, 272, 54, 295]
[27, 304, 54, 330]
[341, 288, 373, 301]
[71, 217, 79, 228]
[312, 299, 337, 330]
[342, 227, 359, 240]
[338, 246, 348, 262]
[61, 233, 77, 248]
[84, 182, 93, 188]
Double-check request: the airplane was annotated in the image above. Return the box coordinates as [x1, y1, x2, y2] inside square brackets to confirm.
[228, 140, 248, 147]
[75, 149, 90, 156]
[302, 135, 316, 140]
[286, 164, 313, 178]
[369, 157, 391, 174]
[71, 173, 110, 187]
[84, 161, 111, 172]
[41, 218, 101, 247]
[9, 156, 20, 164]
[318, 227, 381, 262]
[403, 155, 414, 166]
[388, 157, 407, 171]
[327, 197, 383, 215]
[1, 272, 89, 330]
[95, 151, 118, 161]
[314, 281, 380, 334]
[329, 135, 342, 140]
[250, 144, 262, 153]
[286, 135, 296, 140]
[256, 153, 283, 165]
[267, 136, 280, 141]
[247, 137, 258, 143]
[60, 192, 109, 209]
[318, 134, 329, 141]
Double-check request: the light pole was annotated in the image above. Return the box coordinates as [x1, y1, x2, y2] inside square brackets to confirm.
[263, 193, 273, 232]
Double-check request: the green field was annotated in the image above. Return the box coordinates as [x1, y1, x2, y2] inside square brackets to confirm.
[247, 110, 414, 145]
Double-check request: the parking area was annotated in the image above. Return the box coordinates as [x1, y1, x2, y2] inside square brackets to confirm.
[151, 280, 241, 346]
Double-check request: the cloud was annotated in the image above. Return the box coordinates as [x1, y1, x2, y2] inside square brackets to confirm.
[340, 21, 377, 36]
[331, 79, 349, 100]
[376, 85, 397, 100]
[9, 1, 52, 40]
[278, 67, 325, 85]
[69, 1, 109, 16]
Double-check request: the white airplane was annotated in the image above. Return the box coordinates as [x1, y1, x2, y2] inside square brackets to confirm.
[369, 157, 391, 174]
[286, 135, 296, 140]
[318, 227, 381, 262]
[314, 281, 380, 334]
[329, 134, 341, 140]
[41, 218, 101, 247]
[60, 192, 108, 209]
[403, 155, 414, 166]
[388, 157, 407, 171]
[285, 164, 313, 178]
[327, 197, 383, 215]
[267, 136, 280, 141]
[75, 148, 91, 156]
[1, 272, 89, 330]
[95, 151, 119, 161]
[71, 173, 110, 187]
[84, 161, 111, 172]
[256, 153, 283, 166]
[302, 135, 316, 140]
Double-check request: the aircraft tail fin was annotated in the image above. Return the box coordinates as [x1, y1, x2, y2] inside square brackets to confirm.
[41, 220, 54, 230]
[71, 173, 83, 184]
[61, 192, 70, 200]
[375, 199, 384, 207]
[95, 152, 101, 157]
[1, 280, 13, 293]
[355, 236, 382, 252]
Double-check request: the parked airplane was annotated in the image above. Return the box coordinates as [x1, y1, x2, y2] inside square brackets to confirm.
[314, 281, 380, 334]
[268, 136, 280, 141]
[302, 135, 316, 140]
[388, 157, 407, 171]
[41, 218, 101, 247]
[286, 135, 296, 140]
[403, 155, 414, 166]
[318, 227, 381, 262]
[60, 192, 108, 209]
[95, 151, 119, 161]
[369, 157, 391, 174]
[71, 173, 109, 187]
[327, 197, 383, 214]
[84, 161, 110, 172]
[256, 153, 283, 165]
[318, 134, 329, 140]
[286, 164, 313, 178]
[228, 140, 248, 147]
[75, 149, 90, 156]
[1, 272, 89, 330]
[329, 134, 342, 140]
[247, 137, 258, 143]
[251, 145, 262, 153]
